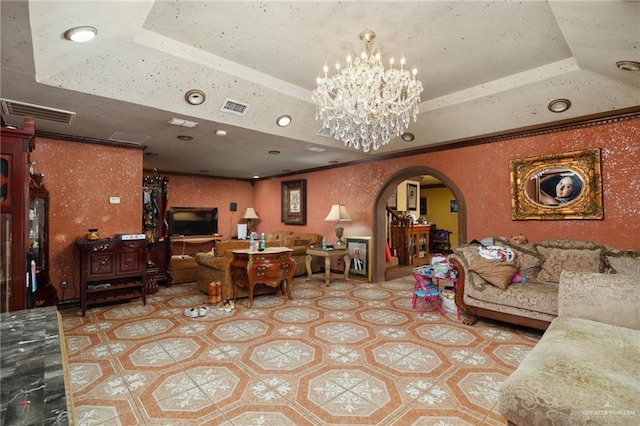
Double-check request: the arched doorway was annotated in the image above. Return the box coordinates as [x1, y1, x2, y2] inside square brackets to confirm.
[372, 166, 467, 282]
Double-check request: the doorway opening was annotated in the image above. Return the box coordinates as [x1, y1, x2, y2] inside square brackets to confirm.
[373, 166, 467, 282]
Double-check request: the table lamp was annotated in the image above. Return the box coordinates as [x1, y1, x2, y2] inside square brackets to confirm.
[243, 207, 259, 235]
[324, 204, 352, 248]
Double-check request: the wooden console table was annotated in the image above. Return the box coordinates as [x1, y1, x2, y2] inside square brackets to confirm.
[77, 238, 147, 316]
[305, 248, 350, 286]
[230, 247, 295, 307]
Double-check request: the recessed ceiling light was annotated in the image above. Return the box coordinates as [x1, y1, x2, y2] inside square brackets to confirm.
[252, 175, 260, 179]
[216, 130, 227, 136]
[177, 135, 193, 141]
[276, 115, 292, 127]
[616, 60, 640, 72]
[185, 89, 206, 105]
[268, 150, 280, 155]
[548, 98, 571, 113]
[401, 132, 415, 142]
[63, 26, 97, 42]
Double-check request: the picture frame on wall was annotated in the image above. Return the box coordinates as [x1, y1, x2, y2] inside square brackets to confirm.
[509, 148, 603, 220]
[407, 183, 418, 211]
[281, 179, 307, 225]
[346, 236, 372, 282]
[450, 199, 458, 213]
[387, 188, 397, 209]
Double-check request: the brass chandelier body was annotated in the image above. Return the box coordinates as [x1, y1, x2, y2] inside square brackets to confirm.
[312, 31, 424, 152]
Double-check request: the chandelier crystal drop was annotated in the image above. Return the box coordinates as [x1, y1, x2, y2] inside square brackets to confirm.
[312, 30, 423, 153]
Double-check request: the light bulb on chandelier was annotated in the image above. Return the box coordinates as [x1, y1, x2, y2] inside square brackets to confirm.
[312, 31, 423, 153]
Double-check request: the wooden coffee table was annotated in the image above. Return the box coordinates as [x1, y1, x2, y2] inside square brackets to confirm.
[305, 248, 350, 286]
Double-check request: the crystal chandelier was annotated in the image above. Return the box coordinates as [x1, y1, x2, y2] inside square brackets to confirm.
[312, 31, 424, 153]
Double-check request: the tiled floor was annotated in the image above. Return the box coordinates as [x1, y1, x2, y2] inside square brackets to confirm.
[61, 275, 542, 425]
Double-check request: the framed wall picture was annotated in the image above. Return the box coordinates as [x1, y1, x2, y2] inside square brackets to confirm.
[346, 236, 372, 282]
[450, 199, 458, 213]
[387, 187, 397, 209]
[509, 148, 603, 220]
[407, 183, 418, 211]
[281, 179, 307, 225]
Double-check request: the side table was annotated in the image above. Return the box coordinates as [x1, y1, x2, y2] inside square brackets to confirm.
[306, 248, 350, 286]
[230, 247, 295, 307]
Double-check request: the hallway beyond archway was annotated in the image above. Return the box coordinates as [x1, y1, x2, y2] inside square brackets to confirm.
[372, 167, 467, 282]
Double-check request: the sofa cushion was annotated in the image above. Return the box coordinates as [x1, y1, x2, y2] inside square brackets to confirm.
[499, 317, 640, 426]
[535, 246, 603, 283]
[604, 249, 640, 276]
[466, 280, 558, 316]
[558, 271, 640, 330]
[468, 257, 519, 290]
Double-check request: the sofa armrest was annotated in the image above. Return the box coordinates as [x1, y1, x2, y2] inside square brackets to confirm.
[558, 270, 640, 330]
[447, 255, 470, 312]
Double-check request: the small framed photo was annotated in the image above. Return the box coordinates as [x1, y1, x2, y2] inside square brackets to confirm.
[346, 236, 372, 282]
[407, 183, 418, 211]
[450, 199, 458, 213]
[281, 179, 307, 225]
[387, 188, 397, 209]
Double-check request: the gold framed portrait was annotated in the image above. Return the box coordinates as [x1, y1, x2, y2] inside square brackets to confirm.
[510, 148, 603, 220]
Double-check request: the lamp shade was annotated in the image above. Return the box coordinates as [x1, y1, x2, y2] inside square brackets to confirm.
[324, 204, 352, 222]
[243, 207, 259, 220]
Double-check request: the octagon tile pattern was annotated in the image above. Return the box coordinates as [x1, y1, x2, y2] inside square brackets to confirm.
[62, 275, 542, 425]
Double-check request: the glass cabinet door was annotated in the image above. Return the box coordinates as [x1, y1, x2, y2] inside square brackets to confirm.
[29, 196, 47, 277]
[1, 212, 12, 312]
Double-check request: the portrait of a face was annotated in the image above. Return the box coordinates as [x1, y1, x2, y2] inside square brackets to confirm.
[525, 167, 584, 207]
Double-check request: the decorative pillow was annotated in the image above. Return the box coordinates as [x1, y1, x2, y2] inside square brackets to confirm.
[536, 247, 603, 283]
[605, 250, 640, 276]
[468, 257, 520, 290]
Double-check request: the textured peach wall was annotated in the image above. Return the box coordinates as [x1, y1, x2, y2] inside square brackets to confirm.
[162, 173, 253, 238]
[31, 138, 142, 300]
[254, 118, 640, 250]
[33, 117, 638, 298]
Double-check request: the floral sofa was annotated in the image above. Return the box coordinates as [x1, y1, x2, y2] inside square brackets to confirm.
[447, 238, 640, 330]
[194, 231, 323, 300]
[499, 271, 640, 425]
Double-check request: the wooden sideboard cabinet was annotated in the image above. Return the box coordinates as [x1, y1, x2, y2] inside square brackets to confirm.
[230, 247, 295, 307]
[77, 238, 147, 316]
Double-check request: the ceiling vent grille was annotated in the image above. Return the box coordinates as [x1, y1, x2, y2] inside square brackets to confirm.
[316, 127, 332, 138]
[1, 99, 75, 124]
[220, 98, 249, 117]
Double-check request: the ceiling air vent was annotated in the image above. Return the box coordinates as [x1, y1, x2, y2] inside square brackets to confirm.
[1, 99, 75, 124]
[220, 98, 249, 117]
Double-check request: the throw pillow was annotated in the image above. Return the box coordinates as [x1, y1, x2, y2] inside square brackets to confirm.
[468, 256, 520, 290]
[536, 247, 603, 283]
[605, 250, 640, 276]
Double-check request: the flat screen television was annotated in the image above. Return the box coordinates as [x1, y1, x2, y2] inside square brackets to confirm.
[169, 207, 218, 236]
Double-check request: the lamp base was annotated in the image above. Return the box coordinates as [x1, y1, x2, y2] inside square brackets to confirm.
[334, 225, 346, 248]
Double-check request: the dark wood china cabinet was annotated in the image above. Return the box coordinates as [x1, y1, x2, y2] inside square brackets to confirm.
[143, 169, 169, 286]
[1, 117, 34, 312]
[28, 173, 58, 307]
